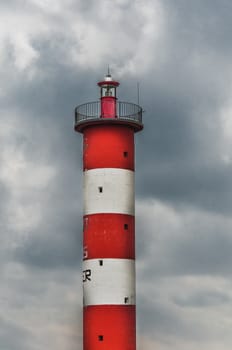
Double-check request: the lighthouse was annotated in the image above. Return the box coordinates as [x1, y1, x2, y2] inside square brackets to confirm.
[74, 71, 143, 350]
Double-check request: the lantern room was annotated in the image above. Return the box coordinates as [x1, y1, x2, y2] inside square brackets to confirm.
[98, 73, 119, 119]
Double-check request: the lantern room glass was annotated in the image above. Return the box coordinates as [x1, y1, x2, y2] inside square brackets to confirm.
[101, 86, 116, 98]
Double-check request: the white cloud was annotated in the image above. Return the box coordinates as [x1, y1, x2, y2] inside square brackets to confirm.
[0, 0, 166, 77]
[0, 110, 55, 235]
[0, 262, 82, 350]
[9, 32, 39, 71]
[28, 0, 72, 14]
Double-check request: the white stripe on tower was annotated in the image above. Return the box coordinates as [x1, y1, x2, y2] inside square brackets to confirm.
[83, 259, 135, 306]
[84, 168, 134, 215]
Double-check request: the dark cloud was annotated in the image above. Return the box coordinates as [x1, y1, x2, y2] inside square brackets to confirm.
[15, 218, 82, 269]
[136, 157, 232, 213]
[173, 290, 231, 308]
[137, 203, 232, 277]
[137, 298, 206, 341]
[0, 182, 9, 218]
[12, 161, 83, 269]
[170, 228, 232, 276]
[134, 13, 232, 213]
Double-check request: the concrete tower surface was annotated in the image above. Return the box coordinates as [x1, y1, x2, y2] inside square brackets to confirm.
[74, 72, 143, 350]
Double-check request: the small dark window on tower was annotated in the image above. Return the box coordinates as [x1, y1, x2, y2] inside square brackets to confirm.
[124, 224, 128, 230]
[98, 186, 103, 193]
[123, 151, 128, 157]
[99, 260, 103, 266]
[98, 335, 104, 341]
[124, 297, 129, 304]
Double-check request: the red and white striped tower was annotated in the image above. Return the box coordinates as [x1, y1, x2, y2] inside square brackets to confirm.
[75, 71, 143, 350]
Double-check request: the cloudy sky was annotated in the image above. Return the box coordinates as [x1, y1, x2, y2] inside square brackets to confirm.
[1, 0, 232, 349]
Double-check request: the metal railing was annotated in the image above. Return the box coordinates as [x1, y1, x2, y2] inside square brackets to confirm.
[75, 101, 143, 126]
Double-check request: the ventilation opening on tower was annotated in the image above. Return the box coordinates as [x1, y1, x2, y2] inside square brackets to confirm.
[98, 335, 104, 341]
[124, 223, 128, 230]
[98, 186, 103, 193]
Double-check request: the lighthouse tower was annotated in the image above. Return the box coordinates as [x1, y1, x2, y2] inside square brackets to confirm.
[74, 71, 143, 350]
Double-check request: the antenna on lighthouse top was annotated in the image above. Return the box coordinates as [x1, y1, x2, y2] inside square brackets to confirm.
[104, 65, 113, 81]
[137, 82, 140, 106]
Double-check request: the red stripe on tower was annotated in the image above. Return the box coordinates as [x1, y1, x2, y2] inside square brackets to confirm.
[75, 71, 143, 350]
